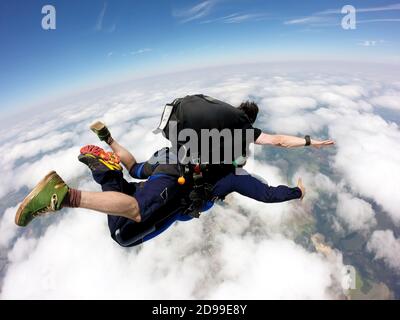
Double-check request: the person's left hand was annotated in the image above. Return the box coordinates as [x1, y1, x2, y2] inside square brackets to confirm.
[311, 139, 335, 148]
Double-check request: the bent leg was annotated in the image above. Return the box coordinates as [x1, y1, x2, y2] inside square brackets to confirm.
[109, 140, 136, 172]
[212, 172, 302, 203]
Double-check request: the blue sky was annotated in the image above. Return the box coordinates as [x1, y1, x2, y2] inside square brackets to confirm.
[0, 0, 399, 113]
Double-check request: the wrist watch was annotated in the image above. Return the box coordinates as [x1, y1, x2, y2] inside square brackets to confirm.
[304, 135, 311, 146]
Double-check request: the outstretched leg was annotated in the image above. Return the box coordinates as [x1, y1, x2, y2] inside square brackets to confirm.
[15, 171, 141, 227]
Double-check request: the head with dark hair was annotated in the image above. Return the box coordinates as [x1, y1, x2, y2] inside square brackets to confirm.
[238, 101, 259, 124]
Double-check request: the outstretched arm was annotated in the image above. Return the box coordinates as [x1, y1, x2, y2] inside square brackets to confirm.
[255, 132, 335, 148]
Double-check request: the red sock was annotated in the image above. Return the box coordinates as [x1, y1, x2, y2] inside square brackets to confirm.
[62, 189, 82, 208]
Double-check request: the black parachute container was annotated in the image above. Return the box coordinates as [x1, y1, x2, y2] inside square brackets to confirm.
[154, 94, 254, 165]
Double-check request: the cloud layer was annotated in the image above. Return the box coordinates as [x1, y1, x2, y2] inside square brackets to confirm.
[367, 230, 400, 273]
[1, 62, 399, 299]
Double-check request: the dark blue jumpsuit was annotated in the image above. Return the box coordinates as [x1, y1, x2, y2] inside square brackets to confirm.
[91, 150, 302, 246]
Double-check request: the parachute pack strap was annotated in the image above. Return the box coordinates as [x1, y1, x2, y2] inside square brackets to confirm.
[182, 168, 215, 219]
[153, 98, 183, 134]
[153, 103, 176, 134]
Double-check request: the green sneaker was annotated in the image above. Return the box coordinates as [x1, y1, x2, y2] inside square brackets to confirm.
[15, 171, 69, 227]
[90, 121, 112, 143]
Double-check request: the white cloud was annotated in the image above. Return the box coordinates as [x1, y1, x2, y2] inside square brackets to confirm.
[336, 192, 376, 232]
[208, 236, 342, 299]
[202, 13, 269, 24]
[262, 112, 325, 136]
[292, 169, 337, 204]
[367, 230, 400, 272]
[329, 112, 400, 224]
[131, 48, 153, 55]
[319, 3, 400, 15]
[174, 2, 268, 25]
[262, 96, 317, 114]
[351, 4, 400, 13]
[358, 40, 386, 47]
[285, 3, 400, 27]
[95, 2, 116, 33]
[0, 131, 74, 171]
[0, 205, 20, 248]
[0, 203, 345, 299]
[359, 40, 377, 47]
[95, 2, 107, 31]
[284, 16, 329, 25]
[173, 1, 216, 24]
[370, 95, 400, 111]
[200, 13, 237, 24]
[12, 146, 86, 191]
[323, 85, 366, 99]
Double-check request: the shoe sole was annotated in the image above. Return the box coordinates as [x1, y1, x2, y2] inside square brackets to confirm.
[79, 153, 122, 171]
[80, 146, 119, 163]
[80, 144, 120, 164]
[15, 171, 58, 227]
[80, 145, 107, 158]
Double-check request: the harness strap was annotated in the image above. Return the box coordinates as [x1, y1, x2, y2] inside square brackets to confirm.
[153, 98, 182, 134]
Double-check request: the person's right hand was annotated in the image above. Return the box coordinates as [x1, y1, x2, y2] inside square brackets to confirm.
[311, 139, 335, 148]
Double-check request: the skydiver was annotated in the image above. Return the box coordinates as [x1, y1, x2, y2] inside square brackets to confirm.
[15, 110, 332, 246]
